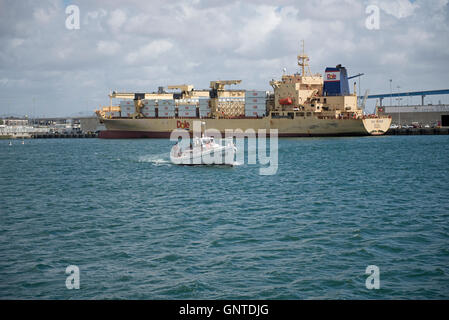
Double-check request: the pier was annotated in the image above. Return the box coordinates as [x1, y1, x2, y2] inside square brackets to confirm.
[385, 127, 449, 135]
[32, 132, 97, 139]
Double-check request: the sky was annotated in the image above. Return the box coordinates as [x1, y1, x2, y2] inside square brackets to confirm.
[0, 0, 448, 117]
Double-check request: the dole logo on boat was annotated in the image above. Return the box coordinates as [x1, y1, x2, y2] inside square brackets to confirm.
[325, 71, 340, 82]
[177, 120, 190, 129]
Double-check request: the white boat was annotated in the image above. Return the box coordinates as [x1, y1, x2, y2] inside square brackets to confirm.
[170, 136, 236, 166]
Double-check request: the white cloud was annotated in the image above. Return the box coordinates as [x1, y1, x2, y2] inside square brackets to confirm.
[10, 38, 24, 48]
[125, 40, 174, 64]
[108, 9, 127, 30]
[96, 40, 120, 55]
[33, 8, 53, 24]
[375, 0, 419, 19]
[235, 5, 281, 54]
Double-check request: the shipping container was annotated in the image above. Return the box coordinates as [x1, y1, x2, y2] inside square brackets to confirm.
[121, 111, 133, 117]
[245, 103, 266, 111]
[142, 99, 158, 106]
[178, 105, 195, 111]
[245, 91, 266, 98]
[141, 105, 156, 112]
[178, 110, 196, 117]
[120, 100, 134, 107]
[159, 99, 175, 105]
[121, 107, 135, 113]
[199, 110, 211, 117]
[159, 111, 175, 118]
[245, 97, 266, 104]
[245, 110, 265, 117]
[143, 112, 156, 117]
[159, 105, 175, 111]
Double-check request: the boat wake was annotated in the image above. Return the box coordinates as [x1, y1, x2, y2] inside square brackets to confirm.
[138, 154, 172, 166]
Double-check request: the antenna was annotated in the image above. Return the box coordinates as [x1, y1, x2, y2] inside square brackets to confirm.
[297, 40, 311, 76]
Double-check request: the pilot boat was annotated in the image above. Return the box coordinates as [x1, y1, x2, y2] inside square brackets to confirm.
[170, 135, 236, 166]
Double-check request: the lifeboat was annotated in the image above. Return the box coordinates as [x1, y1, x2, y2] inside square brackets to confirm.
[279, 97, 293, 105]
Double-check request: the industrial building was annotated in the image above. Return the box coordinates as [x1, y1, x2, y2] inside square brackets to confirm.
[365, 89, 449, 127]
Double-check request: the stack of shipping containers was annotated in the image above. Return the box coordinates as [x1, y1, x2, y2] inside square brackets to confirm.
[158, 99, 175, 118]
[199, 98, 211, 118]
[177, 99, 197, 118]
[120, 100, 134, 118]
[245, 91, 267, 117]
[141, 99, 157, 118]
[217, 97, 244, 117]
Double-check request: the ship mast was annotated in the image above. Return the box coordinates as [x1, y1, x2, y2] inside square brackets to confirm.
[297, 40, 311, 77]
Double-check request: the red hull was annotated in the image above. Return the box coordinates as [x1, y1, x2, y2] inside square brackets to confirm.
[98, 130, 368, 139]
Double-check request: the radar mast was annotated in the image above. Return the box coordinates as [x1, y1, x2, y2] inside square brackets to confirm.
[297, 40, 312, 77]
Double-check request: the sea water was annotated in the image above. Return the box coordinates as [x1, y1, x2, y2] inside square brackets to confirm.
[0, 135, 448, 299]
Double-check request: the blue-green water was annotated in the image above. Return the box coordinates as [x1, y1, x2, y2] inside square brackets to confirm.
[0, 136, 448, 299]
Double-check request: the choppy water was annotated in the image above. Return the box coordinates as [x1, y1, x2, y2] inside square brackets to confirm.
[0, 135, 448, 299]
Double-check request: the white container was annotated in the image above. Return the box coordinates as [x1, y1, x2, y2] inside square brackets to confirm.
[245, 91, 266, 98]
[159, 99, 174, 105]
[178, 105, 195, 111]
[120, 100, 134, 107]
[245, 97, 266, 104]
[245, 103, 266, 111]
[121, 107, 134, 113]
[159, 111, 175, 118]
[159, 105, 175, 111]
[245, 110, 265, 117]
[178, 110, 196, 117]
[121, 111, 133, 117]
[141, 106, 156, 112]
[199, 110, 210, 117]
[143, 112, 156, 117]
[142, 99, 157, 106]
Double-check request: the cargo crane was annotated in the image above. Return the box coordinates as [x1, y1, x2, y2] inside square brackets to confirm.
[348, 73, 364, 104]
[210, 80, 242, 91]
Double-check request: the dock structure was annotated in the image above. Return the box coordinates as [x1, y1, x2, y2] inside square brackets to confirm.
[385, 127, 449, 135]
[32, 132, 97, 139]
[363, 89, 449, 107]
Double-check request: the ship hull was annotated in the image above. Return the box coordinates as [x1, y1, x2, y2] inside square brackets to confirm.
[99, 116, 391, 138]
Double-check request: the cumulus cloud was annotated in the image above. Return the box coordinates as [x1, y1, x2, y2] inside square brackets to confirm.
[96, 40, 120, 55]
[125, 40, 174, 64]
[107, 9, 127, 31]
[376, 0, 419, 18]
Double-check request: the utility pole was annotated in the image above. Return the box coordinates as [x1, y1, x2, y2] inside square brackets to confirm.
[389, 79, 392, 106]
[397, 85, 401, 127]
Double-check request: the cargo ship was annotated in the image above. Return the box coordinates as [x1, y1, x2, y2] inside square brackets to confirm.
[97, 48, 391, 138]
